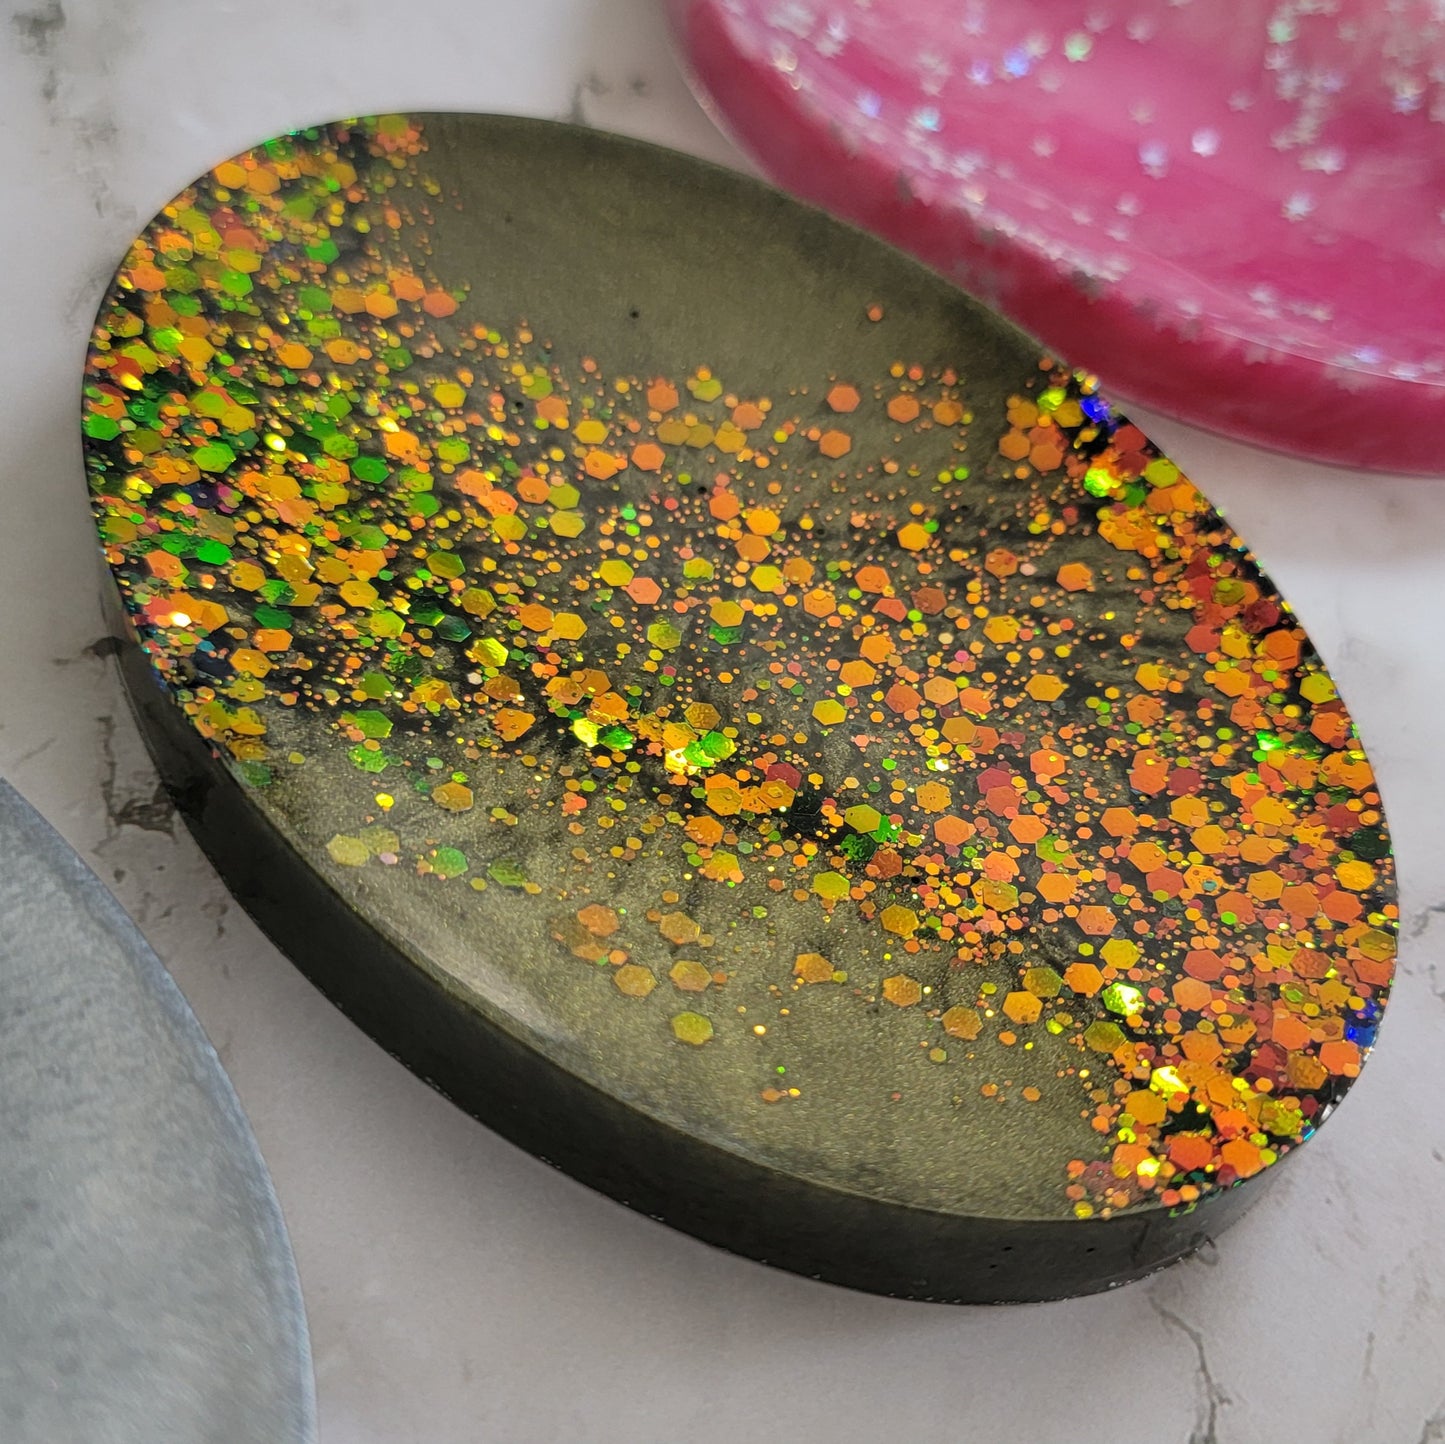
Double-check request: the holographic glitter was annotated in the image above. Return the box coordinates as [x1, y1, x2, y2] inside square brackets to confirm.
[84, 116, 1396, 1227]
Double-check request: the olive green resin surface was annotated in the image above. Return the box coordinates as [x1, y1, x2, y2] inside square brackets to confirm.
[83, 115, 1396, 1301]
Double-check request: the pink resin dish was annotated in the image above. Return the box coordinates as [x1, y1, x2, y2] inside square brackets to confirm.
[672, 0, 1445, 473]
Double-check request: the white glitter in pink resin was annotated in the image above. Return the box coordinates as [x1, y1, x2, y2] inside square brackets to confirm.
[672, 0, 1445, 473]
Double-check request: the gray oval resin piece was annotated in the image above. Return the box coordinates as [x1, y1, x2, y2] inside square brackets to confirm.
[0, 779, 314, 1444]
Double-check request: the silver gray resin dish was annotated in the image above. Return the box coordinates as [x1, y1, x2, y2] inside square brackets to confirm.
[0, 779, 314, 1443]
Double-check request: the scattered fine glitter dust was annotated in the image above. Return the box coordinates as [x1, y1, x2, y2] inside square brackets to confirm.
[84, 116, 1396, 1224]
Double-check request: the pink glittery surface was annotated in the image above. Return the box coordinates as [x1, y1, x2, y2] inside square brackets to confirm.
[672, 0, 1445, 473]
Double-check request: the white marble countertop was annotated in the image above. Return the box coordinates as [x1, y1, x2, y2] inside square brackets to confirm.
[4, 3, 1445, 1440]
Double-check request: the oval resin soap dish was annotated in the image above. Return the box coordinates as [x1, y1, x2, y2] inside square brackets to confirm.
[83, 113, 1397, 1302]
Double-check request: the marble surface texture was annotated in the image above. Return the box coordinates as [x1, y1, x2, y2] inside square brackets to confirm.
[2, 3, 1443, 1440]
